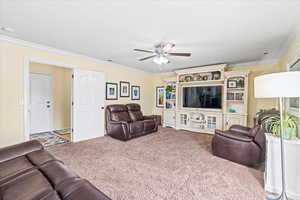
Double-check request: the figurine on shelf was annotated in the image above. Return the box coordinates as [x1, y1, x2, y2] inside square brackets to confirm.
[229, 108, 237, 113]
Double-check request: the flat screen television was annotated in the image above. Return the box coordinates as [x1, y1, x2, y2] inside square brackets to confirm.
[182, 86, 222, 109]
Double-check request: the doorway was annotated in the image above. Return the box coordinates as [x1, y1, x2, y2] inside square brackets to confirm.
[29, 62, 72, 147]
[24, 58, 106, 147]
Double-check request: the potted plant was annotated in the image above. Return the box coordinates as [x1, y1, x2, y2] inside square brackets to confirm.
[165, 86, 173, 99]
[263, 114, 298, 140]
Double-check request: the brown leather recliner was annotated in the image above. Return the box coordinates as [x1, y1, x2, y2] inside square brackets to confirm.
[105, 103, 159, 141]
[212, 124, 266, 167]
[0, 140, 111, 200]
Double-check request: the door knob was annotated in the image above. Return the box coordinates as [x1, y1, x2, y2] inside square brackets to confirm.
[47, 105, 51, 108]
[101, 107, 104, 109]
[46, 101, 51, 104]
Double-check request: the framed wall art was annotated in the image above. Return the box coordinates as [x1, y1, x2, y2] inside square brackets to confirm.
[227, 80, 237, 88]
[131, 85, 140, 100]
[156, 86, 164, 108]
[120, 81, 130, 97]
[106, 82, 118, 100]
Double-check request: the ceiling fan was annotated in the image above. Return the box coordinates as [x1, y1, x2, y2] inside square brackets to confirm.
[134, 42, 191, 65]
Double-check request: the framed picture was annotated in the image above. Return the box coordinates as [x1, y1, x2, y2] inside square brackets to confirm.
[212, 71, 221, 80]
[228, 80, 237, 88]
[227, 92, 234, 100]
[106, 82, 118, 100]
[131, 85, 140, 100]
[156, 86, 164, 108]
[235, 92, 244, 101]
[119, 81, 130, 97]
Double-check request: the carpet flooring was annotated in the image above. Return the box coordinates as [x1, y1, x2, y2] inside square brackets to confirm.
[49, 127, 265, 200]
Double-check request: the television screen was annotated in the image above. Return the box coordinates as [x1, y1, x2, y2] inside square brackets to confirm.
[182, 86, 222, 109]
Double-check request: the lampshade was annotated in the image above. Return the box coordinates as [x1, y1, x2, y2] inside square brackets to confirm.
[254, 71, 300, 98]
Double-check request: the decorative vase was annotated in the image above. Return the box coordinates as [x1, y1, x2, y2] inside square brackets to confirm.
[283, 127, 296, 140]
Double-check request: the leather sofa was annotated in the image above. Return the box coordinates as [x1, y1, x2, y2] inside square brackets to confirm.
[0, 140, 111, 200]
[106, 103, 159, 141]
[212, 124, 266, 167]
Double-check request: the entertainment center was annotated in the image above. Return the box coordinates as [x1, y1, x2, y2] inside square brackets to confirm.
[163, 64, 249, 134]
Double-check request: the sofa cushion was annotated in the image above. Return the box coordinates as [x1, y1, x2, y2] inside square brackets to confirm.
[0, 169, 54, 200]
[27, 150, 57, 166]
[126, 104, 144, 121]
[107, 105, 131, 122]
[39, 161, 78, 187]
[144, 119, 156, 132]
[128, 111, 144, 121]
[58, 179, 111, 200]
[0, 140, 43, 164]
[0, 156, 34, 183]
[129, 121, 144, 135]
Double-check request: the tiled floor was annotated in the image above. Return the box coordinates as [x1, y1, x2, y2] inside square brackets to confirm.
[30, 130, 70, 147]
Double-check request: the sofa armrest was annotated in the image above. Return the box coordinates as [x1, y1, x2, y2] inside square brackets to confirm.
[0, 140, 43, 163]
[215, 129, 253, 142]
[229, 125, 252, 136]
[106, 120, 130, 141]
[144, 115, 161, 126]
[143, 115, 155, 120]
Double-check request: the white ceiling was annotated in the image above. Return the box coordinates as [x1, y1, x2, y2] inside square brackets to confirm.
[1, 0, 300, 73]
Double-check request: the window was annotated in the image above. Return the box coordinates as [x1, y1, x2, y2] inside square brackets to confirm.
[288, 57, 300, 116]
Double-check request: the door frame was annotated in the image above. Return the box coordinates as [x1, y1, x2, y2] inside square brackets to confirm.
[24, 57, 76, 142]
[29, 72, 54, 133]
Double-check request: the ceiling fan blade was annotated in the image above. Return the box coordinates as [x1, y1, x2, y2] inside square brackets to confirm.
[139, 55, 156, 61]
[168, 53, 191, 57]
[133, 49, 154, 53]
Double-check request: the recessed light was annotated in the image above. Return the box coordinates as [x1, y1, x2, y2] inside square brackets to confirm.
[0, 26, 15, 33]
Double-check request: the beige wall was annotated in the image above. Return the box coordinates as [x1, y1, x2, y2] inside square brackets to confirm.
[0, 42, 154, 147]
[30, 63, 72, 130]
[1, 33, 300, 147]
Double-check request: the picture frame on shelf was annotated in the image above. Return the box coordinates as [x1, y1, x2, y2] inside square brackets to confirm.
[227, 92, 235, 100]
[212, 71, 221, 80]
[106, 82, 118, 100]
[119, 81, 130, 97]
[131, 85, 140, 100]
[228, 80, 237, 88]
[235, 92, 244, 101]
[156, 86, 164, 108]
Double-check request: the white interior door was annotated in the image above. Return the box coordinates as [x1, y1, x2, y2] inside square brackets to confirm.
[29, 73, 53, 134]
[73, 69, 105, 142]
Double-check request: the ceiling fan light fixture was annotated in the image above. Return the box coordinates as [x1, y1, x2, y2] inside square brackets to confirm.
[153, 55, 169, 65]
[163, 43, 174, 52]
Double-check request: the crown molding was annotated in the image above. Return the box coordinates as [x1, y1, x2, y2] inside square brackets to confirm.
[154, 71, 176, 76]
[229, 58, 279, 67]
[0, 34, 154, 75]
